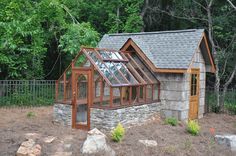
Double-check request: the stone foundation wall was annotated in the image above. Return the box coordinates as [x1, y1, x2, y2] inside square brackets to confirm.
[90, 102, 162, 130]
[155, 73, 189, 121]
[53, 103, 72, 126]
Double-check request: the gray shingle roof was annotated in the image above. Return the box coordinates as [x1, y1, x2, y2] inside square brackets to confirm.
[98, 29, 204, 69]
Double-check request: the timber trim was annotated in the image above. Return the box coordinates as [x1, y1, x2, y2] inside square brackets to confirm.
[203, 33, 216, 73]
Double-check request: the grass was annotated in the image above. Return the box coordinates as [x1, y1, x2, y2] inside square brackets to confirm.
[164, 117, 178, 126]
[26, 111, 36, 118]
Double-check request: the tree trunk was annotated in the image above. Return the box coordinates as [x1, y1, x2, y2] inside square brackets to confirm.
[206, 2, 221, 111]
[141, 0, 149, 32]
[222, 64, 236, 112]
[116, 6, 120, 33]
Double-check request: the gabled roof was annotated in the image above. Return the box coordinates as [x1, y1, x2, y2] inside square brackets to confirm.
[98, 29, 215, 72]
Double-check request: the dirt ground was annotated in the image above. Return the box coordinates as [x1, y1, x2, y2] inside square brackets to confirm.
[0, 106, 236, 156]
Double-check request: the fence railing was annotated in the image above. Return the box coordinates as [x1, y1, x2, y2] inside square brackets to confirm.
[205, 87, 236, 114]
[0, 80, 56, 106]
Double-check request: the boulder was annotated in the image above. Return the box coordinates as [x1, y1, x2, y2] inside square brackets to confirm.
[25, 133, 41, 140]
[16, 139, 41, 156]
[43, 136, 56, 143]
[215, 134, 236, 151]
[138, 140, 157, 147]
[81, 128, 115, 156]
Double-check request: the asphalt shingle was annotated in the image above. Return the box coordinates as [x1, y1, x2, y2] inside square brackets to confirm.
[98, 29, 204, 69]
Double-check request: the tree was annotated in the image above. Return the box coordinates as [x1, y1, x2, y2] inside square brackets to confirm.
[142, 0, 236, 111]
[0, 0, 100, 80]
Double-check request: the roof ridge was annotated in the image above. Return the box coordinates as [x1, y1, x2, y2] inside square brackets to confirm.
[108, 29, 204, 36]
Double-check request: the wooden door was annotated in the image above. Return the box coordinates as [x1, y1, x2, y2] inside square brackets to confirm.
[72, 69, 91, 130]
[189, 69, 200, 120]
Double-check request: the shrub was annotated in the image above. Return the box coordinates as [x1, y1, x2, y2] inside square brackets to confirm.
[187, 120, 200, 135]
[165, 117, 178, 126]
[225, 102, 236, 115]
[27, 112, 36, 118]
[111, 123, 125, 142]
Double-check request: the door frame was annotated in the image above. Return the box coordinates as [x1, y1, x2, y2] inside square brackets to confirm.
[188, 68, 200, 120]
[71, 68, 92, 130]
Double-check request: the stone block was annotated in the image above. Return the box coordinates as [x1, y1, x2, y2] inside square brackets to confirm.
[90, 102, 161, 130]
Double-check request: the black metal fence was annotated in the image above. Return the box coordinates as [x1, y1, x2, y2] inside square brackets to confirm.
[205, 87, 236, 114]
[0, 80, 56, 106]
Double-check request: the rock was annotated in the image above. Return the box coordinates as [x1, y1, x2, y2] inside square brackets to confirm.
[87, 128, 106, 137]
[16, 146, 29, 156]
[64, 144, 71, 149]
[43, 136, 56, 143]
[138, 140, 157, 147]
[25, 133, 41, 140]
[51, 152, 72, 156]
[21, 139, 35, 148]
[31, 144, 41, 156]
[81, 128, 115, 156]
[215, 134, 236, 151]
[16, 139, 41, 156]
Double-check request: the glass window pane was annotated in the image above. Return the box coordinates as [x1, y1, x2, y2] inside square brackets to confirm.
[105, 62, 127, 84]
[86, 50, 120, 85]
[115, 63, 138, 84]
[191, 74, 197, 96]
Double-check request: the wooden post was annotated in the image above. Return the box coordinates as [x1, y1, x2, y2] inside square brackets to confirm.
[63, 73, 66, 102]
[137, 86, 140, 103]
[152, 84, 154, 100]
[120, 87, 123, 106]
[100, 79, 104, 106]
[144, 85, 147, 102]
[91, 66, 94, 107]
[55, 80, 58, 101]
[129, 86, 132, 105]
[110, 87, 113, 108]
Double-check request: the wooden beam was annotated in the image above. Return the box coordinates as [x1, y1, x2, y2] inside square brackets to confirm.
[110, 87, 113, 108]
[152, 84, 154, 101]
[155, 69, 187, 73]
[144, 85, 147, 102]
[63, 73, 66, 102]
[129, 87, 132, 105]
[90, 65, 94, 107]
[137, 86, 140, 102]
[126, 53, 153, 83]
[120, 39, 157, 72]
[55, 80, 58, 101]
[120, 87, 123, 106]
[100, 79, 104, 107]
[203, 33, 216, 73]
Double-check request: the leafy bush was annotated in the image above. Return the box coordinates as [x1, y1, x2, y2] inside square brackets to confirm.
[27, 112, 36, 118]
[111, 123, 125, 142]
[187, 120, 200, 136]
[225, 102, 236, 115]
[164, 117, 178, 126]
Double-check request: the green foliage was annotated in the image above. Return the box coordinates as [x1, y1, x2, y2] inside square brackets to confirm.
[225, 102, 236, 115]
[26, 111, 36, 118]
[187, 120, 200, 136]
[59, 23, 100, 55]
[164, 117, 178, 126]
[111, 123, 125, 142]
[0, 0, 100, 80]
[206, 89, 236, 113]
[0, 83, 55, 107]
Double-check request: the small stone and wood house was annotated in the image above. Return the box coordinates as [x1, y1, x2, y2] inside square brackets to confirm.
[54, 29, 215, 130]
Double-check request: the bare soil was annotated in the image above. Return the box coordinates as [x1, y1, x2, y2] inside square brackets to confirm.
[0, 106, 236, 156]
